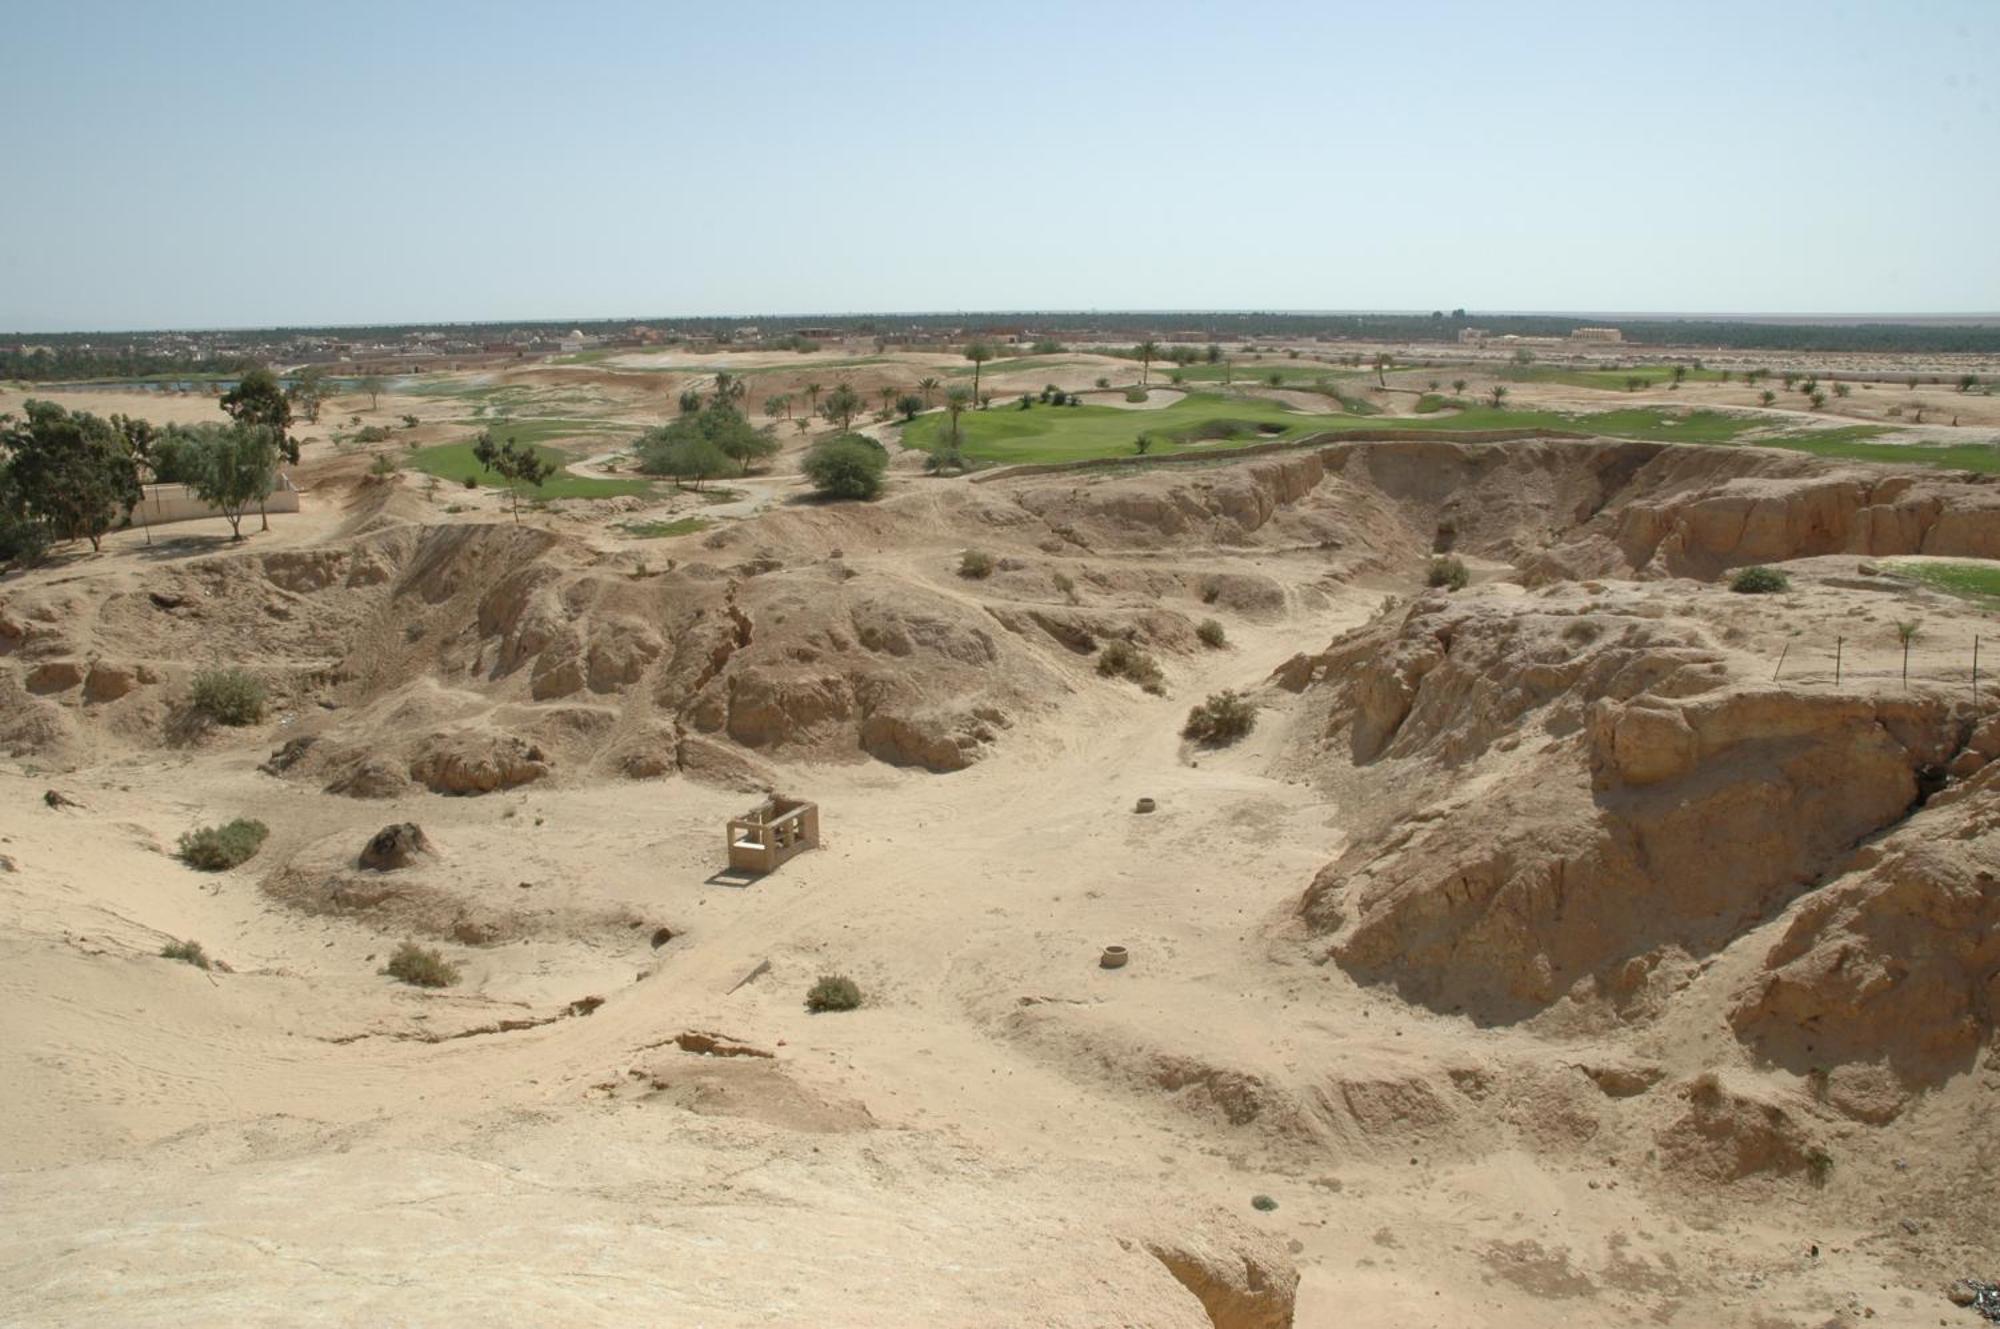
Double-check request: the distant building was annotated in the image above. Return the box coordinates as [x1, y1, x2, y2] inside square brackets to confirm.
[1457, 327, 1489, 344]
[559, 328, 600, 353]
[1571, 326, 1624, 344]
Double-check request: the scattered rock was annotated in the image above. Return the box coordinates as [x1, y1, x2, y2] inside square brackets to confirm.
[42, 789, 81, 810]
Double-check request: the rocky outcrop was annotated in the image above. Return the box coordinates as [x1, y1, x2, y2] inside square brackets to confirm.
[1143, 1222, 1298, 1329]
[1296, 591, 1977, 1021]
[408, 732, 551, 796]
[360, 822, 432, 871]
[1728, 762, 2000, 1098]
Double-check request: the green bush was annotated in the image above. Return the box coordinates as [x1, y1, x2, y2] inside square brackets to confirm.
[385, 940, 461, 988]
[1427, 556, 1469, 591]
[1196, 618, 1227, 649]
[1124, 387, 1148, 403]
[806, 973, 862, 1012]
[958, 549, 994, 579]
[801, 434, 887, 500]
[1183, 690, 1256, 745]
[1095, 377, 1111, 389]
[1730, 565, 1790, 594]
[1097, 639, 1165, 693]
[177, 818, 270, 871]
[160, 938, 210, 969]
[189, 669, 267, 726]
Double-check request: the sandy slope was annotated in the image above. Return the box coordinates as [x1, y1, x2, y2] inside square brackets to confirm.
[4, 430, 2000, 1326]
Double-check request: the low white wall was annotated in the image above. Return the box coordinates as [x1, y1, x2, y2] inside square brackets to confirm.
[127, 474, 302, 528]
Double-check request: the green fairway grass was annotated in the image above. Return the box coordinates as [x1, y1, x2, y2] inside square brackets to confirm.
[1503, 364, 1730, 391]
[1888, 560, 2000, 603]
[408, 438, 652, 499]
[898, 393, 1330, 464]
[618, 516, 710, 538]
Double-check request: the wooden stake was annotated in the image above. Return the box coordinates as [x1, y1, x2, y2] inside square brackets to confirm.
[1834, 636, 1843, 686]
[1773, 644, 1789, 681]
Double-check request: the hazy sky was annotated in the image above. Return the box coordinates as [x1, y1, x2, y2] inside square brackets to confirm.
[4, 0, 1996, 331]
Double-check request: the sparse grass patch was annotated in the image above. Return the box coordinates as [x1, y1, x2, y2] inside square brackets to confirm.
[160, 938, 210, 969]
[177, 818, 269, 871]
[958, 549, 994, 579]
[385, 940, 461, 988]
[1097, 639, 1165, 693]
[1427, 555, 1469, 591]
[619, 516, 709, 538]
[189, 669, 266, 726]
[1196, 618, 1227, 648]
[1183, 690, 1256, 745]
[806, 973, 862, 1012]
[1729, 565, 1790, 594]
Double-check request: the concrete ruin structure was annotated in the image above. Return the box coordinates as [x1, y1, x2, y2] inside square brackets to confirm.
[726, 795, 820, 874]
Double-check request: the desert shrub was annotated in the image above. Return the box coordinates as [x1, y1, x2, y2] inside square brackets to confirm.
[1196, 618, 1227, 648]
[1052, 571, 1077, 602]
[177, 818, 270, 871]
[160, 938, 210, 969]
[1729, 565, 1790, 594]
[462, 473, 478, 488]
[1124, 387, 1148, 403]
[1097, 638, 1164, 693]
[806, 973, 861, 1012]
[386, 940, 461, 988]
[1095, 376, 1110, 389]
[1183, 689, 1256, 745]
[1426, 555, 1469, 591]
[958, 549, 994, 579]
[401, 414, 420, 428]
[1805, 1146, 1833, 1188]
[189, 668, 267, 725]
[369, 452, 399, 478]
[354, 425, 391, 444]
[801, 433, 887, 500]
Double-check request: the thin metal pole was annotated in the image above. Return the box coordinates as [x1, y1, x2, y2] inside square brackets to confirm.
[1975, 635, 1981, 705]
[1773, 644, 1789, 682]
[1835, 636, 1842, 686]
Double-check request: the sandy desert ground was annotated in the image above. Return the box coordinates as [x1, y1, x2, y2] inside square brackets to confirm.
[5, 359, 2000, 1327]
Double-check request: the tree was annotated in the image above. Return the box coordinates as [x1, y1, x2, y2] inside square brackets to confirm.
[710, 370, 746, 407]
[943, 386, 972, 445]
[763, 394, 789, 421]
[1960, 374, 1980, 393]
[1134, 433, 1153, 455]
[1895, 619, 1921, 686]
[287, 365, 331, 424]
[1374, 352, 1392, 387]
[878, 385, 897, 415]
[678, 389, 704, 415]
[804, 381, 825, 416]
[801, 434, 887, 500]
[636, 402, 777, 479]
[1487, 384, 1509, 408]
[917, 376, 940, 407]
[1451, 378, 1467, 395]
[964, 342, 995, 400]
[640, 434, 730, 490]
[820, 383, 862, 432]
[1760, 389, 1778, 406]
[0, 399, 143, 552]
[221, 368, 297, 464]
[1206, 343, 1222, 363]
[1670, 364, 1689, 388]
[1134, 340, 1158, 386]
[470, 429, 558, 521]
[183, 422, 278, 540]
[897, 393, 923, 421]
[358, 374, 387, 411]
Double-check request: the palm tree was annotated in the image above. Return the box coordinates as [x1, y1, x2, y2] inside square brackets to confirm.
[944, 387, 972, 445]
[805, 381, 824, 416]
[964, 343, 994, 402]
[1373, 352, 1390, 388]
[917, 376, 940, 407]
[1487, 384, 1509, 409]
[1451, 378, 1467, 395]
[1135, 340, 1159, 386]
[879, 385, 897, 414]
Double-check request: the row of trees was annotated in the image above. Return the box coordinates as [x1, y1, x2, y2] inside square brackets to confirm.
[1, 399, 283, 563]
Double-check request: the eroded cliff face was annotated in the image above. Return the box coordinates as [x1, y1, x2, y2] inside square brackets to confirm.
[1289, 589, 1984, 1031]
